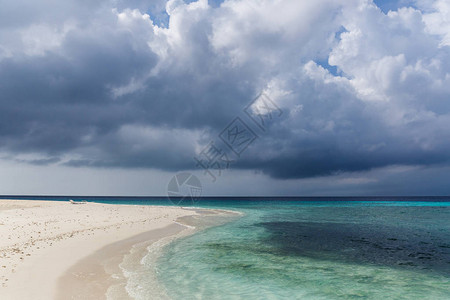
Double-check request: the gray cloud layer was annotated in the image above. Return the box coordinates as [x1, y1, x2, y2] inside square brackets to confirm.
[1, 0, 450, 182]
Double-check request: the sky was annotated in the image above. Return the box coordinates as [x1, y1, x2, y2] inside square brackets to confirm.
[0, 0, 450, 196]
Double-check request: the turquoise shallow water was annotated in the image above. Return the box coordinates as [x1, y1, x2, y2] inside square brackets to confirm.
[153, 200, 450, 299]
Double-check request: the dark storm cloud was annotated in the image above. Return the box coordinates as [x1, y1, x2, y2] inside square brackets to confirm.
[0, 0, 450, 182]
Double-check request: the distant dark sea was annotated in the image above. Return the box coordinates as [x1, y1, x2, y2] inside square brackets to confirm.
[2, 195, 450, 205]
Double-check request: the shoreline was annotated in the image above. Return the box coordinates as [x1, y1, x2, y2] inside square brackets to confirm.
[119, 208, 243, 299]
[0, 200, 239, 299]
[58, 208, 240, 299]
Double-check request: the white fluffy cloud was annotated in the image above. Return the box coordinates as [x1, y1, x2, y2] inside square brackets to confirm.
[423, 0, 450, 46]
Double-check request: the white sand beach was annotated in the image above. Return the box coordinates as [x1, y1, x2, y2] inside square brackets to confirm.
[0, 200, 231, 299]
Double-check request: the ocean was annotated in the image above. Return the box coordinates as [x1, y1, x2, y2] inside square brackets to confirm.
[154, 198, 450, 299]
[4, 196, 450, 299]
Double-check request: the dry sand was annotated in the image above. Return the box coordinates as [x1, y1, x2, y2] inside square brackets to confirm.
[0, 200, 232, 299]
